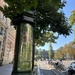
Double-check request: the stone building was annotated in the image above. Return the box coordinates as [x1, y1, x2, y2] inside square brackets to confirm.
[0, 18, 6, 65]
[0, 0, 6, 65]
[0, 0, 16, 65]
[3, 26, 16, 65]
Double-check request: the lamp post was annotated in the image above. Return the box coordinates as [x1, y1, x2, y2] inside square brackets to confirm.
[12, 12, 35, 74]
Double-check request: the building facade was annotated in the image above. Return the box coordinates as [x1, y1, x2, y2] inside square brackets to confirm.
[3, 26, 16, 64]
[0, 0, 16, 65]
[0, 18, 6, 65]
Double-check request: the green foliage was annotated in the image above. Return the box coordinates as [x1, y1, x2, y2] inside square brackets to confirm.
[34, 1, 72, 46]
[35, 31, 58, 46]
[0, 0, 72, 46]
[49, 43, 54, 59]
[54, 42, 75, 59]
[69, 10, 75, 25]
[54, 47, 64, 59]
[50, 0, 66, 9]
[69, 10, 75, 44]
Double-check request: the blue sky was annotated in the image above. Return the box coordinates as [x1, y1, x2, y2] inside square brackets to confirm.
[37, 0, 75, 50]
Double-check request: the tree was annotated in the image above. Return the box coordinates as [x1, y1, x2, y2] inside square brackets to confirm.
[35, 31, 58, 46]
[67, 42, 75, 59]
[54, 47, 64, 59]
[63, 44, 69, 58]
[49, 43, 54, 59]
[34, 48, 41, 59]
[0, 0, 72, 46]
[69, 10, 75, 44]
[40, 49, 49, 59]
[0, 0, 66, 19]
[54, 50, 60, 59]
[69, 10, 75, 25]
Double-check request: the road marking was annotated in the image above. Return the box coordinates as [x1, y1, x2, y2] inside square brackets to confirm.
[37, 64, 41, 75]
[51, 70, 59, 75]
[41, 71, 44, 75]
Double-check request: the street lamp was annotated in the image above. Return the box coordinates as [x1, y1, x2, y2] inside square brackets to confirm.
[12, 12, 35, 74]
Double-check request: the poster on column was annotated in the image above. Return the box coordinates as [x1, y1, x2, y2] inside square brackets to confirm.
[17, 23, 33, 71]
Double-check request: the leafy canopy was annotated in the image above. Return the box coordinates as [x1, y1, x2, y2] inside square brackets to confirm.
[0, 0, 72, 46]
[69, 10, 75, 25]
[69, 10, 75, 44]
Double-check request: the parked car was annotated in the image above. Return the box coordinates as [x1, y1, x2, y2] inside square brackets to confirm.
[68, 62, 75, 75]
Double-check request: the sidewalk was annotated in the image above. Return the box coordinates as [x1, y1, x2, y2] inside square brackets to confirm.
[0, 64, 38, 75]
[0, 64, 13, 75]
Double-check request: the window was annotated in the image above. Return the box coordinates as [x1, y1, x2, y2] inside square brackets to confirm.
[0, 27, 3, 35]
[0, 42, 1, 49]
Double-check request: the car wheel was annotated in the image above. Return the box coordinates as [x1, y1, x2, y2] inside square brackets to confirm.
[68, 70, 72, 75]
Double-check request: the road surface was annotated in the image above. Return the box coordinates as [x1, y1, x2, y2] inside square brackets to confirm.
[38, 60, 66, 75]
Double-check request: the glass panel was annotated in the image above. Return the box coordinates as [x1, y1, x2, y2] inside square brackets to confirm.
[17, 23, 33, 71]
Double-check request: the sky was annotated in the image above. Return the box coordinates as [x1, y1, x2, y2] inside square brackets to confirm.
[37, 0, 75, 50]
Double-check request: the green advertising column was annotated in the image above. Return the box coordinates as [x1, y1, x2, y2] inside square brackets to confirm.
[18, 23, 33, 71]
[12, 12, 35, 74]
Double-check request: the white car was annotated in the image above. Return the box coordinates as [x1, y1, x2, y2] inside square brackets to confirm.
[68, 62, 75, 75]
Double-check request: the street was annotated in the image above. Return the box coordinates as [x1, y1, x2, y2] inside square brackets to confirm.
[37, 60, 70, 75]
[0, 60, 74, 75]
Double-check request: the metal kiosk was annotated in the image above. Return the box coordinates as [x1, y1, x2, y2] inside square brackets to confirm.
[12, 12, 35, 75]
